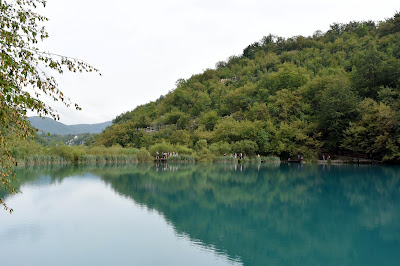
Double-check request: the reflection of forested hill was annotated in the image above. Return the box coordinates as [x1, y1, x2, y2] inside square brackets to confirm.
[97, 164, 400, 265]
[7, 164, 400, 265]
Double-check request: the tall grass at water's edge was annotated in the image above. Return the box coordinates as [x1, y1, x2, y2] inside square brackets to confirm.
[17, 154, 139, 166]
[167, 155, 195, 162]
[17, 154, 282, 165]
[12, 142, 282, 166]
[213, 155, 281, 163]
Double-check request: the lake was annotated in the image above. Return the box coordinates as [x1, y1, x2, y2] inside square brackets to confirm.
[0, 163, 399, 265]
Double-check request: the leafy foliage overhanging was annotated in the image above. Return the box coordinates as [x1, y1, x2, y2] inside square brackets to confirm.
[0, 0, 98, 212]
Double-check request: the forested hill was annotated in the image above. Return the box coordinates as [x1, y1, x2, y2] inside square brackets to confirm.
[96, 12, 400, 162]
[29, 116, 112, 135]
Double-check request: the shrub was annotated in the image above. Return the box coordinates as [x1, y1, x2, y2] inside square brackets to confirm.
[194, 139, 208, 151]
[50, 145, 74, 162]
[209, 141, 231, 155]
[167, 155, 195, 162]
[231, 140, 259, 155]
[148, 142, 175, 156]
[194, 147, 214, 162]
[136, 147, 153, 162]
[174, 145, 193, 155]
[213, 156, 237, 163]
[260, 155, 281, 163]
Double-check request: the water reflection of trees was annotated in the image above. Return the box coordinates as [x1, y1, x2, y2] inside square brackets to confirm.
[96, 164, 400, 265]
[8, 164, 400, 265]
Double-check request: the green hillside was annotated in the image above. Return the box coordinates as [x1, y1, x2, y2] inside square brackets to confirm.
[96, 13, 400, 162]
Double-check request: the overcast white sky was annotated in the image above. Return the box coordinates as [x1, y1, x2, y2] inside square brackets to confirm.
[33, 0, 399, 125]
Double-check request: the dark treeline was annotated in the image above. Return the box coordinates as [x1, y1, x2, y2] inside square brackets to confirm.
[97, 13, 400, 162]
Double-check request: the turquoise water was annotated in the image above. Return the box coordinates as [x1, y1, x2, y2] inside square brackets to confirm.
[0, 163, 399, 265]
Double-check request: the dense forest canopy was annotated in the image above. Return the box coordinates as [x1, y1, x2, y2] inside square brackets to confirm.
[96, 13, 400, 162]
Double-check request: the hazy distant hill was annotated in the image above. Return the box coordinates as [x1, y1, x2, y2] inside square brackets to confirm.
[28, 116, 112, 135]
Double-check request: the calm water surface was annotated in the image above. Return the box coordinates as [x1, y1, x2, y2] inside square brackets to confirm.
[0, 163, 399, 265]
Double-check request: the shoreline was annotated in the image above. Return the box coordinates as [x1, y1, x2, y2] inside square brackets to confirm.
[15, 158, 389, 167]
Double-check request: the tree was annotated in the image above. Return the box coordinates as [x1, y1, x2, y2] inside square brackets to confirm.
[268, 89, 310, 121]
[209, 141, 231, 155]
[199, 110, 219, 131]
[342, 99, 399, 161]
[231, 140, 258, 155]
[351, 44, 384, 97]
[267, 63, 309, 93]
[0, 0, 98, 212]
[316, 77, 359, 151]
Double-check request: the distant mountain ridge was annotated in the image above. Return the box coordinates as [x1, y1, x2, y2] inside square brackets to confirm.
[28, 116, 112, 135]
